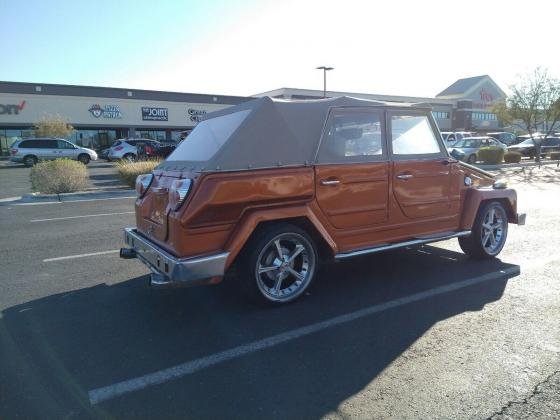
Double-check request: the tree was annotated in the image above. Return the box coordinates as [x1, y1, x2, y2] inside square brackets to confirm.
[33, 114, 74, 139]
[493, 68, 560, 163]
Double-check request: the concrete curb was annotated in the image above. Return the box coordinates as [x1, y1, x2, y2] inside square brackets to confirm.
[0, 189, 136, 204]
[476, 161, 560, 171]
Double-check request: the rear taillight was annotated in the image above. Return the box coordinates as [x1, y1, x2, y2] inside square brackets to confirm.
[10, 148, 18, 156]
[169, 179, 192, 210]
[114, 146, 124, 151]
[135, 173, 153, 197]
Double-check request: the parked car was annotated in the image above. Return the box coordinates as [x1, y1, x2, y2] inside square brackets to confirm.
[120, 96, 525, 305]
[487, 132, 517, 146]
[10, 138, 98, 166]
[448, 136, 507, 163]
[441, 131, 476, 145]
[507, 136, 560, 159]
[98, 147, 110, 160]
[136, 140, 176, 160]
[107, 138, 146, 161]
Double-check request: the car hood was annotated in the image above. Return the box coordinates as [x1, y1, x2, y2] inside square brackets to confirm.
[79, 147, 97, 155]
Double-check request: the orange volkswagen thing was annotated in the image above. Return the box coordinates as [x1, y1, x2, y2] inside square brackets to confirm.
[120, 96, 525, 304]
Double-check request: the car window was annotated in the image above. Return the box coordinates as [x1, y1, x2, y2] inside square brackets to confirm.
[391, 115, 442, 156]
[125, 140, 138, 146]
[57, 140, 75, 149]
[317, 109, 385, 164]
[43, 140, 57, 148]
[18, 140, 30, 148]
[112, 140, 122, 147]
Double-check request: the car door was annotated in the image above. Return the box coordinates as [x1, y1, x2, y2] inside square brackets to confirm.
[40, 139, 59, 160]
[314, 107, 389, 230]
[389, 111, 458, 220]
[57, 140, 78, 159]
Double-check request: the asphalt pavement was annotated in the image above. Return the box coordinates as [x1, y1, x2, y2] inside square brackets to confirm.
[0, 180, 558, 419]
[0, 159, 125, 199]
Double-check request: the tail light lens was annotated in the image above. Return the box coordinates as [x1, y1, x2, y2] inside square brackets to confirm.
[114, 146, 124, 151]
[135, 173, 153, 197]
[10, 148, 18, 156]
[169, 179, 192, 210]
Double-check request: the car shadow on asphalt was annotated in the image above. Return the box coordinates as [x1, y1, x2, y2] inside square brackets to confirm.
[0, 245, 518, 419]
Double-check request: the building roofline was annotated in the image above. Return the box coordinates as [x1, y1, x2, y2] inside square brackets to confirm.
[0, 80, 250, 105]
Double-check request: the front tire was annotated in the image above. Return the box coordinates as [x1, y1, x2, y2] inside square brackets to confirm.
[459, 201, 508, 259]
[123, 153, 135, 162]
[467, 154, 477, 164]
[78, 154, 91, 164]
[239, 224, 318, 305]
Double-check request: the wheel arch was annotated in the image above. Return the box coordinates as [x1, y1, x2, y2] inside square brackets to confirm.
[460, 188, 518, 230]
[223, 207, 337, 271]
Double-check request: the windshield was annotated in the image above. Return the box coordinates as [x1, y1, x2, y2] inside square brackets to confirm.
[167, 109, 251, 162]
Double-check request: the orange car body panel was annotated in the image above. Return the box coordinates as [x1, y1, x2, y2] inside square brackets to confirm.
[134, 154, 518, 283]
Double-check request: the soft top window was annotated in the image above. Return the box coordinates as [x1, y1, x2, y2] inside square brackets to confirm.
[167, 109, 251, 163]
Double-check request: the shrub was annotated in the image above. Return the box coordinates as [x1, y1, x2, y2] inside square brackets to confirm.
[116, 159, 161, 188]
[504, 151, 522, 163]
[31, 159, 89, 194]
[477, 146, 505, 164]
[549, 152, 560, 160]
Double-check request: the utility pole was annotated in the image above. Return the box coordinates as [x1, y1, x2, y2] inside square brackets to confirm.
[316, 66, 334, 98]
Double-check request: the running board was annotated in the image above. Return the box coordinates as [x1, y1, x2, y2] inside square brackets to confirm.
[334, 230, 471, 260]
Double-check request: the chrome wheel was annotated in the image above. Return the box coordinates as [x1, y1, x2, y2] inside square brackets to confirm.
[480, 206, 505, 254]
[254, 233, 315, 302]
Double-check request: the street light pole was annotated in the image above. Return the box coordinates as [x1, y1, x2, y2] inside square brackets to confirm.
[316, 66, 334, 98]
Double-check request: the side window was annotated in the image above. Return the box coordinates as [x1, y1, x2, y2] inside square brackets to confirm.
[317, 109, 385, 164]
[390, 115, 443, 156]
[57, 140, 74, 149]
[44, 140, 57, 149]
[19, 141, 30, 148]
[448, 134, 456, 142]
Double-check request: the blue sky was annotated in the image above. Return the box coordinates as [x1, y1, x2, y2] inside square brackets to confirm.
[1, 0, 559, 97]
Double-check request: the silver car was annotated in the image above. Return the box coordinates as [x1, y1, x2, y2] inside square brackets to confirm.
[448, 136, 507, 164]
[10, 138, 98, 166]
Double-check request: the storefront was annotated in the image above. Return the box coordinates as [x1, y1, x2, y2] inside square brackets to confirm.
[0, 82, 248, 155]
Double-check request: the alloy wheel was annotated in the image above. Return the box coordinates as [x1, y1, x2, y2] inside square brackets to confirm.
[254, 233, 315, 302]
[480, 206, 505, 254]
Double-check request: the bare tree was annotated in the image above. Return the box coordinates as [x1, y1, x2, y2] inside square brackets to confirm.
[34, 114, 74, 139]
[494, 68, 560, 164]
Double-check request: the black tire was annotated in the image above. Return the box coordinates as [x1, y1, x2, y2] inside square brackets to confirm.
[78, 154, 90, 165]
[238, 223, 318, 305]
[459, 201, 508, 259]
[23, 155, 38, 167]
[467, 154, 477, 164]
[123, 153, 136, 162]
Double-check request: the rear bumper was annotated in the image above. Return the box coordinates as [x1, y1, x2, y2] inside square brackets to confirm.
[121, 227, 229, 288]
[515, 212, 526, 226]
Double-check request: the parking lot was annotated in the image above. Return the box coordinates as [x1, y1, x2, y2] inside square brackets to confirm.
[1, 171, 559, 418]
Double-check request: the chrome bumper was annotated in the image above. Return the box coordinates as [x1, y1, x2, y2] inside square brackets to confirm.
[122, 227, 229, 288]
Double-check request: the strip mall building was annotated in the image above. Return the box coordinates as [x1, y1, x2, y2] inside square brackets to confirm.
[0, 75, 506, 156]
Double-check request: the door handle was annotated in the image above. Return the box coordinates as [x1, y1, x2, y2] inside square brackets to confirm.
[396, 174, 413, 180]
[320, 179, 340, 186]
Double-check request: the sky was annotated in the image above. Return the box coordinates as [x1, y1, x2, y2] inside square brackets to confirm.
[1, 0, 558, 98]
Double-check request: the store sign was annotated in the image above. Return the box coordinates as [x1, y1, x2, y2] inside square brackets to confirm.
[88, 104, 122, 119]
[142, 107, 168, 121]
[188, 108, 207, 123]
[0, 100, 26, 115]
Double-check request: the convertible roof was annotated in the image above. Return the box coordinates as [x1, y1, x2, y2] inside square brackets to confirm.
[161, 96, 432, 172]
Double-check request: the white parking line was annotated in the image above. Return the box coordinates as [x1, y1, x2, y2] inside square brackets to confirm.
[43, 250, 119, 262]
[31, 212, 134, 222]
[88, 266, 520, 405]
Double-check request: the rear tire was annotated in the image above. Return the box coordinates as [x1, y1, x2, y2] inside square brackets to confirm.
[467, 154, 477, 164]
[238, 223, 318, 305]
[459, 201, 508, 259]
[23, 155, 38, 167]
[78, 154, 90, 165]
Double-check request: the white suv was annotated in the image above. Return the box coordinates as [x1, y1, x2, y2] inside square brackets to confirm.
[10, 138, 98, 166]
[107, 139, 145, 161]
